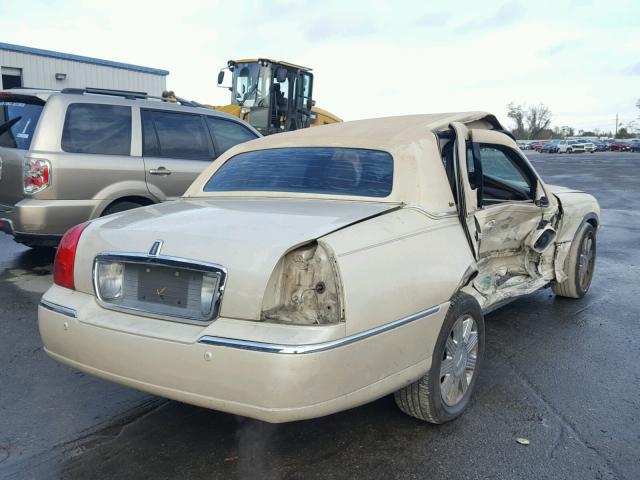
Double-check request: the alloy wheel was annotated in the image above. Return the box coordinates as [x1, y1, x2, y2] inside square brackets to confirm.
[440, 315, 479, 407]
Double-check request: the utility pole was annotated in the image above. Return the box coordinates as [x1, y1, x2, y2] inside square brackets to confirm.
[615, 113, 619, 138]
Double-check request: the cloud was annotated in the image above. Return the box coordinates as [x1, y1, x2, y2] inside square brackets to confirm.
[623, 62, 640, 75]
[417, 12, 451, 27]
[305, 18, 378, 41]
[543, 43, 570, 56]
[457, 1, 525, 32]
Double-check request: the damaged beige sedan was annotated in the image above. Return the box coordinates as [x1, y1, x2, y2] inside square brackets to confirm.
[38, 113, 599, 423]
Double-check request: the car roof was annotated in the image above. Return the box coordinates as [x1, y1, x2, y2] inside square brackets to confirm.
[0, 88, 245, 123]
[224, 112, 505, 150]
[185, 112, 511, 212]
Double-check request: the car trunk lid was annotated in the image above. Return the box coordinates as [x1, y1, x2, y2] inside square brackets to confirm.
[74, 197, 400, 322]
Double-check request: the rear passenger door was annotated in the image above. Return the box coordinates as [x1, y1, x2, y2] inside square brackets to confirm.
[141, 109, 214, 200]
[205, 116, 259, 156]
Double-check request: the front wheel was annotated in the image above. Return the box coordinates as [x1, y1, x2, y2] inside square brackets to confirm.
[394, 293, 484, 423]
[553, 222, 596, 298]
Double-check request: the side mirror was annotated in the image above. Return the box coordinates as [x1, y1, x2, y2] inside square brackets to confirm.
[276, 67, 288, 83]
[536, 196, 549, 208]
[217, 70, 225, 85]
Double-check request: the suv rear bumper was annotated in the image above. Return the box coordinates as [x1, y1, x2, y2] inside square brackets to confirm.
[0, 199, 99, 245]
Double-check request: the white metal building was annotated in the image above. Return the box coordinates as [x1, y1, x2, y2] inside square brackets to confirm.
[0, 42, 168, 95]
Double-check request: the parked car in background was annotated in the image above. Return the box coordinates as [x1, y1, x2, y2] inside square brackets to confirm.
[609, 141, 631, 152]
[558, 140, 594, 153]
[0, 88, 260, 248]
[629, 140, 640, 152]
[540, 140, 560, 153]
[591, 140, 608, 152]
[531, 142, 545, 151]
[39, 112, 600, 425]
[573, 139, 596, 153]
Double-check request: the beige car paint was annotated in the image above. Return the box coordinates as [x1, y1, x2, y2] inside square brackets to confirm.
[38, 112, 600, 422]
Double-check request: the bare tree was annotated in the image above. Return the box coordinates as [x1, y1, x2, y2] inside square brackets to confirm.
[506, 102, 526, 139]
[526, 104, 552, 139]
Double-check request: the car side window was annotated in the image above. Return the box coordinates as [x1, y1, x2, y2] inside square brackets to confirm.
[142, 110, 211, 160]
[478, 144, 535, 204]
[205, 117, 258, 155]
[61, 103, 131, 155]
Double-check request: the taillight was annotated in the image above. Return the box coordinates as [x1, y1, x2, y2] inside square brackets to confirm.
[23, 158, 51, 194]
[54, 222, 90, 290]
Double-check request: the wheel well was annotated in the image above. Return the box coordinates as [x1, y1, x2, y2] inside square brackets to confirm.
[585, 214, 599, 230]
[102, 196, 155, 214]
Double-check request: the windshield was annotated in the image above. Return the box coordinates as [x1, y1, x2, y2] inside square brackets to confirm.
[0, 95, 44, 150]
[204, 147, 394, 198]
[231, 62, 272, 107]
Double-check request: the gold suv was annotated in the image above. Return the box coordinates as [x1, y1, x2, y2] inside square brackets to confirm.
[0, 87, 260, 247]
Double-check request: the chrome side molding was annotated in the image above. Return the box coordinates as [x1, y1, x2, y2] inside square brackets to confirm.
[198, 305, 441, 354]
[39, 299, 77, 318]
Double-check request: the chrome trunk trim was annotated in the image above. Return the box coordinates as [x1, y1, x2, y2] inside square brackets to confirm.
[93, 252, 227, 325]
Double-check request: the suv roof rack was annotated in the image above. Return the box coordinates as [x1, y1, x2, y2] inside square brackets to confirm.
[60, 87, 203, 108]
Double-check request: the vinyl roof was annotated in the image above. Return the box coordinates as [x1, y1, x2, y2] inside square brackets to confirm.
[230, 112, 504, 149]
[0, 42, 169, 76]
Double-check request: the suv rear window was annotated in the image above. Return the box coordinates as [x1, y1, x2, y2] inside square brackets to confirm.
[0, 95, 44, 150]
[205, 117, 258, 155]
[62, 103, 131, 155]
[142, 110, 211, 160]
[204, 147, 394, 197]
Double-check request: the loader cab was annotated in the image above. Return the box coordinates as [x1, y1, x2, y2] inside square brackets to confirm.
[218, 58, 314, 135]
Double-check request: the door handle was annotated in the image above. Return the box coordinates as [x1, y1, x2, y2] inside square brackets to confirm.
[149, 167, 172, 176]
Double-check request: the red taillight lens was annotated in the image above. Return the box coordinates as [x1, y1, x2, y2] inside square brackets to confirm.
[24, 158, 51, 194]
[54, 222, 90, 290]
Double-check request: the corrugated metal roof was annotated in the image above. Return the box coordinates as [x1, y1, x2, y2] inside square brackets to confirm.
[0, 42, 169, 76]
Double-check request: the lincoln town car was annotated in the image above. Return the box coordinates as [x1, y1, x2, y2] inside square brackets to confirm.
[38, 113, 599, 423]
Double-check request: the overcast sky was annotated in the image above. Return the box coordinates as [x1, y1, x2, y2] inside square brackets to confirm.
[2, 0, 638, 133]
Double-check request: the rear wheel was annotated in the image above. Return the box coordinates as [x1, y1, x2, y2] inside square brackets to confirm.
[394, 293, 484, 423]
[553, 222, 596, 298]
[101, 200, 147, 217]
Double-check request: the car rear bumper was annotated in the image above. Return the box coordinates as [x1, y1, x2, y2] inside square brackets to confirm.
[2, 198, 100, 240]
[39, 288, 447, 423]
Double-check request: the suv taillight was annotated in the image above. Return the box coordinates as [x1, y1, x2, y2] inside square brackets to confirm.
[23, 158, 51, 194]
[54, 222, 90, 290]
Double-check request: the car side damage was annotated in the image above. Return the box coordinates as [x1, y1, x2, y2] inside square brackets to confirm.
[441, 119, 599, 312]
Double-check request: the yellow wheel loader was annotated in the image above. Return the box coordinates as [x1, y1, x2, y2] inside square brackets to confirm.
[213, 59, 342, 135]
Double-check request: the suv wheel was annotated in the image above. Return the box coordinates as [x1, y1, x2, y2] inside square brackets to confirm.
[394, 293, 484, 423]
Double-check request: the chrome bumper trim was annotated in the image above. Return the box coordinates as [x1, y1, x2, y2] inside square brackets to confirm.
[40, 299, 77, 318]
[198, 305, 441, 354]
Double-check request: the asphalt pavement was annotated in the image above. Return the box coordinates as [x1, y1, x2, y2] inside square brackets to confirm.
[0, 151, 638, 480]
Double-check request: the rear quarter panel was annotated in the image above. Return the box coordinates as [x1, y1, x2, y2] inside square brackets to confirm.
[322, 208, 473, 336]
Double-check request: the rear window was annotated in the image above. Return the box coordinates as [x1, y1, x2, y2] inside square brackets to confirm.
[62, 103, 131, 155]
[142, 110, 211, 160]
[204, 147, 394, 197]
[205, 117, 258, 155]
[0, 96, 44, 150]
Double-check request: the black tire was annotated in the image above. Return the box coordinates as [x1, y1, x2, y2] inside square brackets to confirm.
[101, 200, 146, 217]
[552, 222, 596, 299]
[394, 293, 485, 423]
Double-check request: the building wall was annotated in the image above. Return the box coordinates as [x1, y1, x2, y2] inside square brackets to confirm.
[0, 50, 167, 95]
